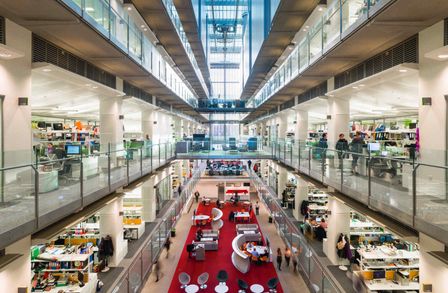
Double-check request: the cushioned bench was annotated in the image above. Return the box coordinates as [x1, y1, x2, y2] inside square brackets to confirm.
[192, 240, 218, 251]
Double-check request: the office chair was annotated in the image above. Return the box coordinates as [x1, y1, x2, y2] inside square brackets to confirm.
[237, 279, 248, 293]
[217, 270, 228, 285]
[267, 277, 279, 292]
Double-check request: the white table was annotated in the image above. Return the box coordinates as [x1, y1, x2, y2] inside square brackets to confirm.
[234, 212, 250, 222]
[214, 284, 229, 293]
[247, 245, 268, 255]
[250, 284, 264, 293]
[201, 237, 214, 241]
[193, 215, 210, 221]
[185, 284, 199, 293]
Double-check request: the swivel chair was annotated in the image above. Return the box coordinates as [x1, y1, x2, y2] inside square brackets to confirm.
[217, 270, 228, 285]
[267, 277, 279, 293]
[178, 272, 190, 289]
[197, 272, 209, 289]
[237, 279, 249, 293]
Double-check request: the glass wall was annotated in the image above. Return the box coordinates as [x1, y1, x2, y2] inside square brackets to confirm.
[156, 175, 171, 213]
[247, 0, 391, 109]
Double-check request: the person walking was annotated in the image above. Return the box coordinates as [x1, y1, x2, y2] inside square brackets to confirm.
[284, 247, 292, 267]
[194, 191, 200, 203]
[154, 261, 161, 282]
[276, 248, 283, 271]
[164, 237, 172, 258]
[247, 159, 252, 171]
[318, 133, 328, 170]
[335, 133, 349, 168]
[350, 131, 365, 174]
[255, 201, 260, 215]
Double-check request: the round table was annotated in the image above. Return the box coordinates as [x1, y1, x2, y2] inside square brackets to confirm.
[250, 284, 264, 293]
[185, 284, 199, 293]
[214, 284, 229, 293]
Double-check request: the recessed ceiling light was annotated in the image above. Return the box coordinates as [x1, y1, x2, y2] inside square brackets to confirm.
[143, 28, 148, 31]
[127, 7, 132, 11]
[85, 7, 95, 12]
[352, 86, 358, 89]
[318, 7, 323, 11]
[303, 29, 307, 32]
[359, 84, 365, 87]
[398, 69, 407, 73]
[42, 68, 52, 72]
[437, 54, 448, 59]
[85, 83, 91, 86]
[0, 52, 12, 58]
[305, 25, 310, 28]
[92, 86, 98, 89]
[140, 25, 145, 28]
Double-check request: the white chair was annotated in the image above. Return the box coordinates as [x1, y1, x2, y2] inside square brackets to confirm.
[197, 272, 209, 289]
[179, 272, 191, 289]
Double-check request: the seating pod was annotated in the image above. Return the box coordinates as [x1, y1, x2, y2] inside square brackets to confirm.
[231, 234, 250, 273]
[212, 208, 224, 230]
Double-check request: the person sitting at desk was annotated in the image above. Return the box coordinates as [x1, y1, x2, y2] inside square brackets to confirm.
[246, 242, 254, 250]
[196, 228, 203, 241]
[261, 248, 269, 258]
[251, 249, 260, 258]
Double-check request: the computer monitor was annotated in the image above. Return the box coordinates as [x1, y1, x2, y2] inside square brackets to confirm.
[368, 142, 380, 152]
[381, 151, 388, 157]
[65, 145, 81, 155]
[53, 123, 63, 130]
[373, 270, 386, 279]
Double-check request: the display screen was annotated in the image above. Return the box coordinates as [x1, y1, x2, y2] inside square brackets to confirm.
[368, 143, 380, 152]
[65, 145, 81, 155]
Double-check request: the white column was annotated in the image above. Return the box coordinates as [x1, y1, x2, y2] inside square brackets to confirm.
[176, 160, 183, 185]
[99, 197, 128, 266]
[293, 175, 308, 221]
[100, 97, 123, 152]
[277, 165, 288, 199]
[295, 110, 308, 143]
[0, 236, 31, 292]
[173, 116, 182, 140]
[141, 109, 155, 141]
[1, 20, 32, 166]
[141, 175, 156, 222]
[327, 97, 350, 148]
[277, 114, 287, 140]
[418, 21, 448, 196]
[325, 197, 351, 265]
[419, 232, 448, 292]
[419, 21, 447, 163]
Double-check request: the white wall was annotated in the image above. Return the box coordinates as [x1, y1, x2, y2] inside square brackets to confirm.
[1, 19, 32, 166]
[0, 236, 31, 293]
[152, 111, 173, 143]
[195, 179, 252, 199]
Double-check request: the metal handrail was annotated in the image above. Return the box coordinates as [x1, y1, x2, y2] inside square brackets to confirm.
[249, 169, 341, 292]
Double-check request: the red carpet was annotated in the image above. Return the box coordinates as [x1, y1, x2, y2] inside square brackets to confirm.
[168, 202, 283, 292]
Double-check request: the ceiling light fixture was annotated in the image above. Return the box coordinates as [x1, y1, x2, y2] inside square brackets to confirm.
[318, 7, 323, 11]
[85, 7, 95, 12]
[359, 84, 365, 87]
[398, 69, 407, 73]
[92, 86, 98, 89]
[42, 68, 52, 72]
[127, 6, 132, 11]
[437, 54, 448, 59]
[303, 29, 307, 32]
[352, 86, 358, 89]
[85, 83, 91, 86]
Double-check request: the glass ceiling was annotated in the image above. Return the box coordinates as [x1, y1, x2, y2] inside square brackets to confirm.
[205, 0, 248, 100]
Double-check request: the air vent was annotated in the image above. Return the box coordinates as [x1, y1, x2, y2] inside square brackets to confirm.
[32, 35, 116, 89]
[334, 35, 418, 89]
[123, 81, 153, 104]
[444, 18, 448, 46]
[0, 16, 5, 45]
[297, 81, 327, 104]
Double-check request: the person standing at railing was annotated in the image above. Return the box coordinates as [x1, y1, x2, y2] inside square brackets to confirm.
[335, 133, 349, 169]
[350, 132, 365, 175]
[318, 134, 328, 168]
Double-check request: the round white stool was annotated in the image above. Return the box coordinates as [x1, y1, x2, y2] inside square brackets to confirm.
[214, 284, 229, 293]
[250, 284, 264, 293]
[185, 284, 199, 293]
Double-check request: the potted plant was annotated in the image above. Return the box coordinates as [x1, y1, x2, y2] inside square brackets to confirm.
[170, 227, 176, 237]
[268, 215, 273, 223]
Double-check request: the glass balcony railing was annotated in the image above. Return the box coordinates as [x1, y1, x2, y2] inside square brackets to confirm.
[109, 163, 205, 293]
[0, 141, 176, 248]
[247, 0, 392, 109]
[249, 169, 341, 292]
[61, 0, 198, 108]
[260, 139, 448, 245]
[162, 0, 209, 97]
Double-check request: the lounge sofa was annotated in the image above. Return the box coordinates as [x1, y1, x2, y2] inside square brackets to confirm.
[192, 240, 218, 251]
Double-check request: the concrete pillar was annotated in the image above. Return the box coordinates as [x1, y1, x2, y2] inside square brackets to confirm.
[419, 232, 448, 293]
[100, 97, 123, 152]
[277, 165, 288, 200]
[325, 197, 351, 265]
[295, 110, 308, 144]
[99, 197, 128, 266]
[327, 97, 350, 148]
[293, 175, 308, 220]
[141, 175, 156, 222]
[418, 21, 447, 163]
[1, 20, 32, 166]
[142, 109, 155, 141]
[173, 117, 182, 140]
[0, 236, 31, 292]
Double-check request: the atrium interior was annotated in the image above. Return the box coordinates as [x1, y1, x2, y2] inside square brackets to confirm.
[1, 0, 448, 293]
